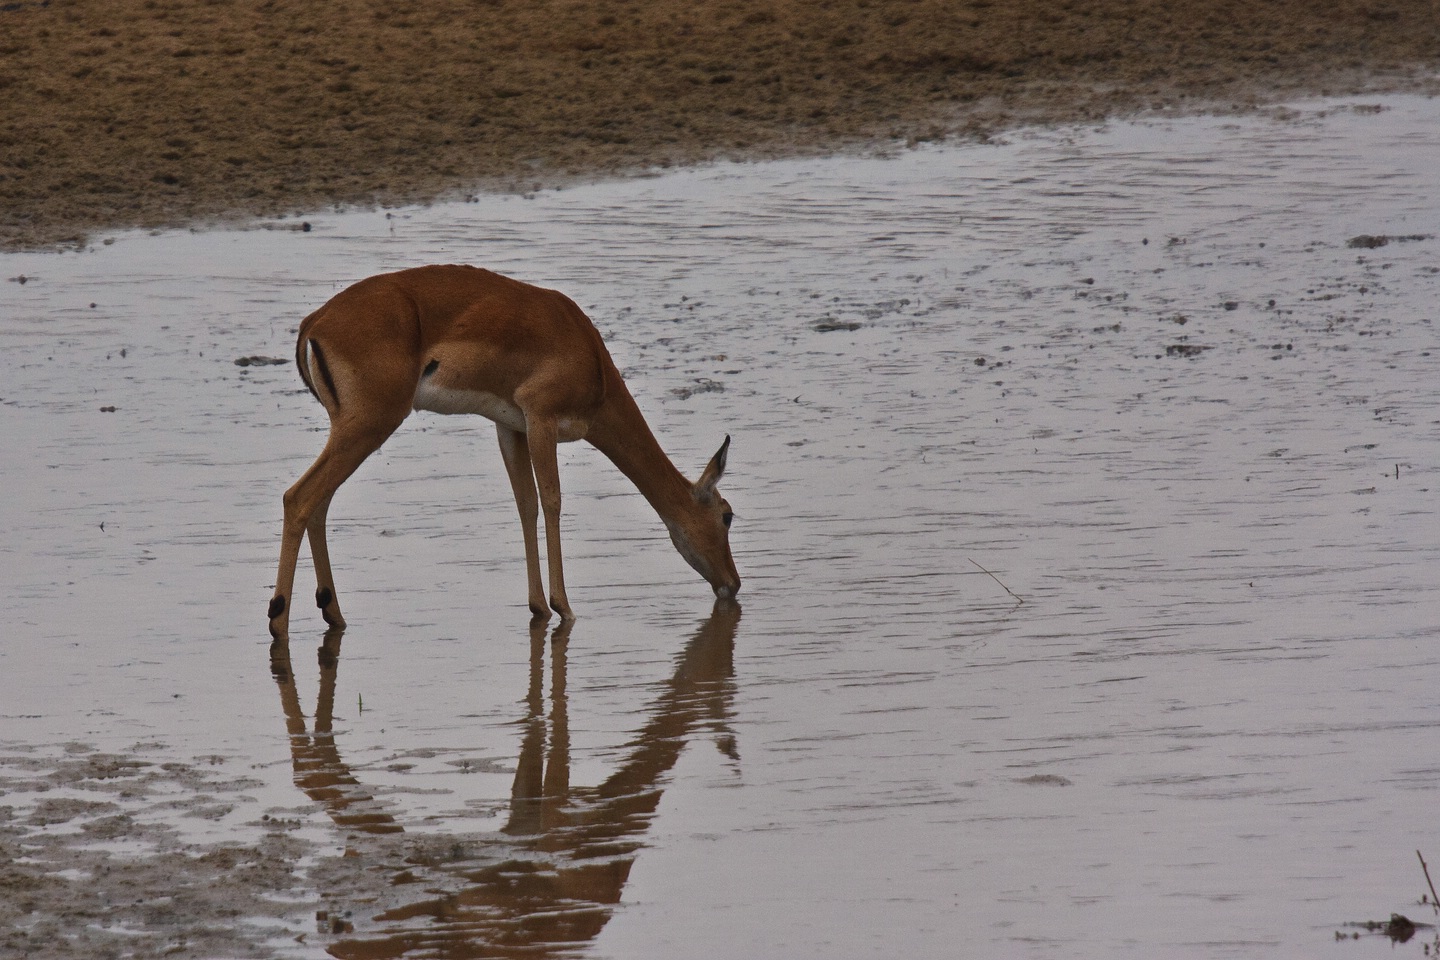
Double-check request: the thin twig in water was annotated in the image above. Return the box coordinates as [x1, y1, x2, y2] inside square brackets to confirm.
[1418, 850, 1440, 915]
[970, 558, 1024, 606]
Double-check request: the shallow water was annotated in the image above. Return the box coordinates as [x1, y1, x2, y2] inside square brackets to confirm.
[3, 95, 1440, 958]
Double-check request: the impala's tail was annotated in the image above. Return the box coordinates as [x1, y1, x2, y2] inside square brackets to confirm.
[294, 329, 314, 399]
[295, 310, 341, 413]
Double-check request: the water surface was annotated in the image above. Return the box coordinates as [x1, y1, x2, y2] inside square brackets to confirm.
[3, 95, 1439, 958]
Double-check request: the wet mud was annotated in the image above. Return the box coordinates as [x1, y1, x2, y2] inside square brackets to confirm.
[0, 747, 310, 958]
[3, 0, 1440, 250]
[5, 91, 1440, 958]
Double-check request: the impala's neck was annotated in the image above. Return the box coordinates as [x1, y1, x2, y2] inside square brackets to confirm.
[586, 377, 694, 517]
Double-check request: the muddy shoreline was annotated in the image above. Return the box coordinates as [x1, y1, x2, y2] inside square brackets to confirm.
[3, 0, 1439, 251]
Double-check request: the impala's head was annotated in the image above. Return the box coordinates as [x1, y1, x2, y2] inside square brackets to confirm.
[667, 435, 741, 600]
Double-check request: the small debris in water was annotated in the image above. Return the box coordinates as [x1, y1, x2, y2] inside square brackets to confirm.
[1016, 774, 1072, 786]
[234, 355, 289, 366]
[670, 378, 725, 399]
[1336, 913, 1431, 943]
[1346, 233, 1433, 249]
[812, 319, 863, 332]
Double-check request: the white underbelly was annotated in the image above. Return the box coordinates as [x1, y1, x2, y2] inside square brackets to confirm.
[413, 383, 527, 431]
[411, 383, 588, 441]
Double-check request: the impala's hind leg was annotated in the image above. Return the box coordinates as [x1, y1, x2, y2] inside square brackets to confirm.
[269, 418, 400, 640]
[306, 492, 343, 628]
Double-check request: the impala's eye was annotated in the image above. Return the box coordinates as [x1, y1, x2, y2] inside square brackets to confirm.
[722, 511, 734, 529]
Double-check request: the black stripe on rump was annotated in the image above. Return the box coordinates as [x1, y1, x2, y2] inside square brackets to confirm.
[309, 339, 340, 410]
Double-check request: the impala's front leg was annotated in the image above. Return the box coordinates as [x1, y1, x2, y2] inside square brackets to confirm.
[496, 425, 550, 620]
[523, 417, 575, 622]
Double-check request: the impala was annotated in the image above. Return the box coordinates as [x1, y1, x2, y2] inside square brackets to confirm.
[267, 264, 740, 639]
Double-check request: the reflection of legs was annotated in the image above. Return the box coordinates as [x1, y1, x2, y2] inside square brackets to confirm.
[270, 419, 398, 639]
[507, 619, 573, 836]
[271, 627, 401, 836]
[497, 426, 549, 619]
[544, 622, 571, 801]
[507, 621, 549, 836]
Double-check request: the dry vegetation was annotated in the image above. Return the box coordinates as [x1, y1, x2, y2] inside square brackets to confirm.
[1, 0, 1437, 249]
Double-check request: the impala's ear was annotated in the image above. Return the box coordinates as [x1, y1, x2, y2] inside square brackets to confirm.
[697, 435, 730, 498]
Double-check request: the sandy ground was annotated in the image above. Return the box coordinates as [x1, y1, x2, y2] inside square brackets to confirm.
[2, 0, 1439, 250]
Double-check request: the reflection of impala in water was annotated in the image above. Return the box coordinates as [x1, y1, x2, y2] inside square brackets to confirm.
[269, 602, 740, 958]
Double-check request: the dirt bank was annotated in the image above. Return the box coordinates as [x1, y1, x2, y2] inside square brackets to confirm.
[2, 0, 1437, 251]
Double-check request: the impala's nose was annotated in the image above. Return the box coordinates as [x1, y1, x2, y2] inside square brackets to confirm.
[713, 578, 740, 600]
